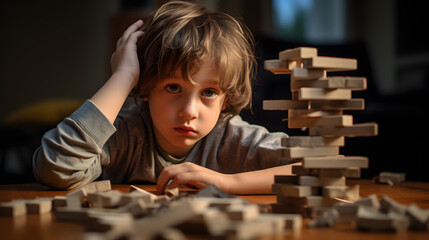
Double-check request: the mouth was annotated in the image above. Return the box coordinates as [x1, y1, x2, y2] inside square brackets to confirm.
[174, 126, 197, 136]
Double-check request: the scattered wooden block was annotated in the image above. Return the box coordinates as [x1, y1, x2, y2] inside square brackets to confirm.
[309, 122, 378, 137]
[406, 204, 429, 231]
[302, 156, 368, 169]
[298, 87, 352, 100]
[291, 68, 326, 80]
[66, 187, 88, 209]
[279, 146, 339, 158]
[288, 115, 353, 128]
[378, 172, 406, 185]
[354, 194, 380, 210]
[282, 136, 345, 147]
[55, 207, 94, 221]
[259, 213, 302, 230]
[356, 206, 410, 232]
[129, 185, 158, 203]
[119, 191, 153, 206]
[334, 203, 359, 223]
[302, 56, 357, 71]
[26, 198, 53, 214]
[279, 47, 318, 60]
[164, 187, 179, 198]
[288, 109, 343, 118]
[226, 204, 260, 221]
[292, 165, 361, 178]
[53, 196, 67, 209]
[177, 208, 230, 237]
[307, 208, 339, 227]
[379, 195, 407, 215]
[116, 199, 148, 218]
[275, 175, 345, 187]
[0, 200, 27, 217]
[270, 203, 309, 216]
[227, 218, 281, 240]
[86, 211, 133, 233]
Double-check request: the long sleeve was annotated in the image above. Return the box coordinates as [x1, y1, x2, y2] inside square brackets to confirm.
[32, 100, 116, 189]
[186, 115, 289, 173]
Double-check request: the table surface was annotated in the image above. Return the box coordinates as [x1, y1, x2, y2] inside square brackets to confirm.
[1, 179, 428, 240]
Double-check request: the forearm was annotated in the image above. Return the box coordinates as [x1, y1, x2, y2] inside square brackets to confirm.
[227, 162, 301, 195]
[90, 72, 135, 124]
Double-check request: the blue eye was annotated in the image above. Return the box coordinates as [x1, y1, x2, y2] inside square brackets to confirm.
[165, 84, 180, 93]
[202, 89, 218, 98]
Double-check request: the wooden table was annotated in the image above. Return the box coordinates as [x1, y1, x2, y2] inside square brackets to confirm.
[0, 179, 428, 240]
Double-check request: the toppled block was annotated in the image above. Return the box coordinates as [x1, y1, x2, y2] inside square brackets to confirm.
[307, 208, 339, 227]
[356, 206, 409, 232]
[0, 200, 27, 217]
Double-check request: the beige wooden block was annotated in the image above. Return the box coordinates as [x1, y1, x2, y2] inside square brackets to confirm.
[227, 218, 281, 240]
[282, 136, 345, 147]
[303, 56, 357, 71]
[279, 47, 318, 60]
[277, 195, 340, 208]
[309, 122, 378, 137]
[379, 172, 406, 185]
[263, 100, 309, 110]
[53, 196, 67, 209]
[55, 207, 94, 221]
[291, 68, 326, 80]
[275, 175, 345, 187]
[309, 99, 365, 110]
[0, 200, 27, 217]
[291, 77, 367, 91]
[289, 109, 342, 118]
[279, 146, 339, 158]
[270, 203, 309, 216]
[288, 115, 353, 128]
[86, 211, 134, 233]
[259, 213, 302, 230]
[177, 208, 230, 237]
[264, 59, 291, 74]
[129, 185, 158, 203]
[299, 87, 352, 100]
[292, 165, 361, 178]
[356, 206, 410, 232]
[26, 198, 52, 214]
[226, 204, 260, 221]
[302, 156, 368, 169]
[379, 195, 407, 215]
[116, 199, 148, 218]
[164, 187, 179, 198]
[272, 184, 319, 197]
[323, 185, 360, 201]
[66, 187, 88, 209]
[119, 191, 152, 206]
[406, 204, 429, 231]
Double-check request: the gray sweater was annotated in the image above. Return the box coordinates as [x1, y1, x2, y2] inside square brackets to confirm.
[33, 100, 289, 189]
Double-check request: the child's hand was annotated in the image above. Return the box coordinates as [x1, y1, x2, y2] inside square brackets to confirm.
[156, 162, 233, 195]
[110, 19, 144, 88]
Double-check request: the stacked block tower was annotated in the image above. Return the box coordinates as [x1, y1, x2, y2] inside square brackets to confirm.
[263, 47, 378, 217]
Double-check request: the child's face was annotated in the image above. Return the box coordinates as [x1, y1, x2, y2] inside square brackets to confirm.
[147, 61, 226, 157]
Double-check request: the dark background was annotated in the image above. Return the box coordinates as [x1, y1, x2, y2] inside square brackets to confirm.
[1, 0, 428, 184]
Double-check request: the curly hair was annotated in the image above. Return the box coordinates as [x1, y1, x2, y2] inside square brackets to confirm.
[134, 0, 256, 116]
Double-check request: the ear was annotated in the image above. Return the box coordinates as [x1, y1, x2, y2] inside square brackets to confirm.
[221, 97, 227, 111]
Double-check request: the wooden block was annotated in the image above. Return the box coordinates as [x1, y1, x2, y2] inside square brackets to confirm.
[302, 56, 357, 71]
[323, 185, 360, 201]
[354, 194, 380, 210]
[154, 195, 170, 204]
[66, 188, 88, 209]
[259, 213, 302, 230]
[263, 100, 309, 110]
[177, 208, 230, 237]
[0, 200, 27, 217]
[288, 115, 353, 128]
[270, 203, 309, 216]
[379, 195, 407, 215]
[53, 196, 67, 209]
[292, 165, 361, 178]
[55, 207, 94, 221]
[289, 109, 342, 118]
[406, 204, 429, 231]
[119, 191, 152, 206]
[334, 203, 359, 223]
[291, 68, 326, 80]
[272, 184, 319, 197]
[307, 208, 339, 227]
[302, 156, 368, 169]
[298, 87, 352, 100]
[356, 206, 410, 232]
[309, 122, 378, 137]
[164, 187, 179, 198]
[309, 99, 365, 110]
[226, 204, 260, 221]
[26, 198, 52, 214]
[129, 185, 158, 203]
[282, 136, 345, 147]
[379, 172, 406, 185]
[227, 218, 281, 240]
[277, 195, 340, 207]
[116, 199, 148, 218]
[275, 175, 345, 187]
[279, 146, 339, 158]
[291, 77, 367, 91]
[264, 59, 291, 74]
[279, 47, 318, 60]
[86, 211, 133, 233]
[92, 180, 112, 192]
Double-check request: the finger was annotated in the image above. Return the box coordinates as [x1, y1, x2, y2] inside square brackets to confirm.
[125, 30, 144, 46]
[156, 163, 196, 194]
[119, 19, 144, 47]
[167, 172, 208, 190]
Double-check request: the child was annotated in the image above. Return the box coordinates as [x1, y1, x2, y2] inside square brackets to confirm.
[33, 1, 297, 194]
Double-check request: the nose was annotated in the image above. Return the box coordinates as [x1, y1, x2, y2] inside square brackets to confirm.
[178, 94, 198, 120]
